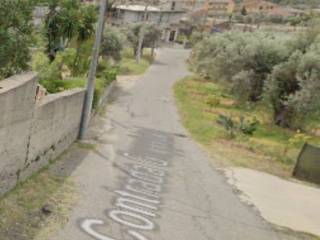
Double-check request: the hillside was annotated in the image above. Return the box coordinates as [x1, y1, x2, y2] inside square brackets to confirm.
[270, 0, 319, 7]
[235, 0, 320, 8]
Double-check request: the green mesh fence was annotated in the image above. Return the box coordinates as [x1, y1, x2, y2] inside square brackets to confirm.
[293, 143, 320, 185]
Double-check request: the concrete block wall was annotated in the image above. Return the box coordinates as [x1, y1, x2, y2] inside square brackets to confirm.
[21, 89, 85, 181]
[0, 73, 85, 195]
[0, 73, 37, 194]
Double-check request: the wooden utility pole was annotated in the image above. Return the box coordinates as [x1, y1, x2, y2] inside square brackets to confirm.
[136, 2, 149, 63]
[79, 0, 107, 140]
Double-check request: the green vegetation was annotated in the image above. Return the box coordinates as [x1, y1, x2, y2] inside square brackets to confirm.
[0, 0, 34, 79]
[1, 0, 120, 109]
[32, 49, 117, 108]
[29, 6, 154, 97]
[101, 24, 156, 76]
[1, 0, 154, 90]
[43, 0, 97, 61]
[126, 24, 162, 60]
[118, 48, 154, 75]
[174, 76, 320, 177]
[28, 1, 122, 108]
[190, 22, 320, 129]
[182, 21, 320, 177]
[101, 25, 127, 62]
[0, 148, 78, 240]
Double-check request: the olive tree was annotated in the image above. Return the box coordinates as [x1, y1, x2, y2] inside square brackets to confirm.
[191, 32, 288, 102]
[265, 48, 320, 128]
[190, 21, 320, 129]
[101, 26, 127, 62]
[144, 25, 162, 57]
[127, 24, 161, 58]
[263, 22, 320, 128]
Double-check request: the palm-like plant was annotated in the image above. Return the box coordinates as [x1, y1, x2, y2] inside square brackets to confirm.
[44, 0, 96, 62]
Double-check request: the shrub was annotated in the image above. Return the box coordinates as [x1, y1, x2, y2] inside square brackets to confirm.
[191, 31, 289, 102]
[206, 96, 220, 107]
[217, 114, 259, 138]
[176, 34, 186, 44]
[32, 50, 76, 92]
[288, 131, 312, 148]
[32, 51, 62, 92]
[126, 24, 161, 56]
[101, 25, 127, 62]
[217, 114, 236, 138]
[190, 31, 209, 46]
[72, 38, 94, 76]
[97, 61, 118, 86]
[265, 47, 320, 128]
[239, 116, 259, 135]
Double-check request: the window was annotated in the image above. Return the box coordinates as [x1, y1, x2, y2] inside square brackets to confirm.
[171, 1, 176, 10]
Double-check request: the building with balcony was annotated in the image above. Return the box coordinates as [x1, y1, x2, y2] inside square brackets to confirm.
[112, 4, 186, 42]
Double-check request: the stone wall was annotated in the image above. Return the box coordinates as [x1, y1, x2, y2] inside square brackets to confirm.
[0, 73, 85, 195]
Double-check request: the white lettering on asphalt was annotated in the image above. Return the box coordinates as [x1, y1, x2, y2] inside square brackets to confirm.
[115, 190, 160, 204]
[81, 131, 172, 240]
[145, 156, 168, 167]
[81, 219, 113, 240]
[130, 169, 163, 184]
[127, 230, 149, 240]
[132, 165, 166, 177]
[82, 219, 149, 240]
[109, 210, 155, 230]
[125, 155, 168, 168]
[150, 142, 167, 154]
[126, 179, 161, 197]
[115, 197, 157, 217]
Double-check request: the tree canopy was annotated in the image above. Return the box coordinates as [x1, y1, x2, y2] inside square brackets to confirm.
[44, 0, 97, 61]
[191, 23, 320, 129]
[126, 24, 162, 56]
[0, 0, 34, 79]
[101, 25, 127, 62]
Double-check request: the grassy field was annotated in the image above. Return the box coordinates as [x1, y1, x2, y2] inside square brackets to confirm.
[118, 48, 154, 76]
[174, 76, 320, 178]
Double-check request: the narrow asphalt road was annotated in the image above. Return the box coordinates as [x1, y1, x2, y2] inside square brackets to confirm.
[48, 47, 302, 240]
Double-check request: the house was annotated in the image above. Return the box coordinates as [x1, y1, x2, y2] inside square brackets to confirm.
[207, 0, 235, 17]
[242, 0, 277, 13]
[112, 4, 186, 42]
[241, 0, 304, 17]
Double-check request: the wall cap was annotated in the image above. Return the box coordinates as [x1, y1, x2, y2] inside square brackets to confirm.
[0, 72, 37, 94]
